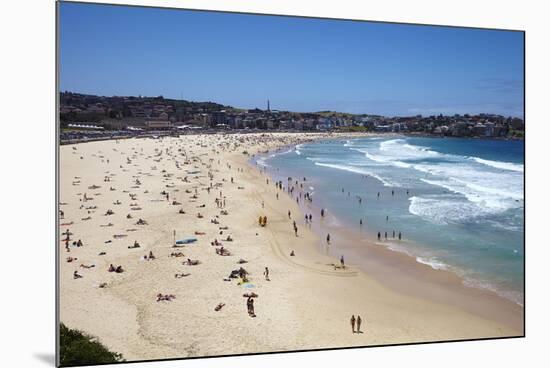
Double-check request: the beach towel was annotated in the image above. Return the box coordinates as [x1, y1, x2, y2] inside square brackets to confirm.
[175, 237, 197, 244]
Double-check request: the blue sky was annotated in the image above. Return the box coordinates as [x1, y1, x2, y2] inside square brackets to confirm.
[59, 2, 524, 117]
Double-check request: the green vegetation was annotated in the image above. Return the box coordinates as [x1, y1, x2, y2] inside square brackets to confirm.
[509, 129, 524, 138]
[337, 125, 369, 132]
[59, 323, 124, 367]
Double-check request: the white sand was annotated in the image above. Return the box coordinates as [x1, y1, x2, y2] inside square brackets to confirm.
[59, 133, 521, 361]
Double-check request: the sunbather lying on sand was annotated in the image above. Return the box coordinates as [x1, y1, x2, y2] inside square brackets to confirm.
[174, 273, 190, 278]
[128, 241, 140, 249]
[73, 271, 83, 279]
[214, 303, 225, 311]
[243, 292, 258, 298]
[185, 258, 200, 266]
[66, 257, 77, 263]
[194, 231, 206, 235]
[216, 247, 231, 256]
[156, 293, 176, 302]
[136, 218, 148, 225]
[170, 252, 185, 257]
[80, 264, 95, 269]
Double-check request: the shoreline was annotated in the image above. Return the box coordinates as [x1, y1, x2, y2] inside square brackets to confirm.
[241, 136, 524, 335]
[251, 137, 523, 329]
[59, 132, 523, 362]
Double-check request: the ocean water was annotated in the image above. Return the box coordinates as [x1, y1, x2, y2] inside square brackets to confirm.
[254, 136, 524, 305]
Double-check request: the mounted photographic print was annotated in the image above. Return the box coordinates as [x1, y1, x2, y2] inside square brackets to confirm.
[56, 1, 525, 366]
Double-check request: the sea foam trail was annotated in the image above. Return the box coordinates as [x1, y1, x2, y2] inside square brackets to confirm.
[313, 162, 398, 187]
[470, 157, 524, 172]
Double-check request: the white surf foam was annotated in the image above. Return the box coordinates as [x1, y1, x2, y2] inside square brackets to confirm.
[470, 157, 524, 173]
[313, 162, 398, 187]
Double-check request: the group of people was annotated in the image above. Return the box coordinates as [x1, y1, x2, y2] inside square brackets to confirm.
[350, 314, 363, 333]
[258, 215, 268, 227]
[108, 264, 124, 273]
[377, 230, 402, 241]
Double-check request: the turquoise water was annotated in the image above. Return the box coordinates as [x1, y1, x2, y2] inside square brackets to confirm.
[255, 136, 524, 305]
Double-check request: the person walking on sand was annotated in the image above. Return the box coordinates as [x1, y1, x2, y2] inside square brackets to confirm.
[247, 297, 255, 317]
[264, 267, 270, 281]
[357, 315, 362, 333]
[326, 233, 331, 244]
[351, 315, 356, 333]
[288, 210, 291, 219]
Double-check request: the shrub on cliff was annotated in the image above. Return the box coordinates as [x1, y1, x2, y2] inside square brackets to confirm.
[59, 323, 124, 366]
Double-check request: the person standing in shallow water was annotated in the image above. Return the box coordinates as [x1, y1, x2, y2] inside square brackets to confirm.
[340, 255, 345, 268]
[350, 315, 356, 333]
[326, 233, 331, 244]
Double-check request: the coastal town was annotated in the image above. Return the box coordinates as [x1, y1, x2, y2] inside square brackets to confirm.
[60, 92, 524, 143]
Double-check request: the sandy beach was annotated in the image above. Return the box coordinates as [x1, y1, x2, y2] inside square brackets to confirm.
[59, 132, 523, 361]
